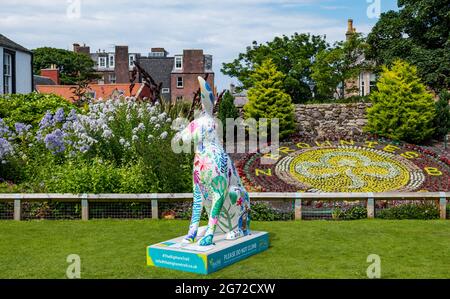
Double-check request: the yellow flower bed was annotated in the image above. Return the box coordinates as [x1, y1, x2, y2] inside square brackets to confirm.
[289, 148, 410, 192]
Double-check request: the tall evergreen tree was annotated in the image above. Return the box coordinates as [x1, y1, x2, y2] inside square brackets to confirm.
[218, 91, 239, 125]
[433, 91, 450, 140]
[244, 59, 295, 140]
[365, 60, 436, 144]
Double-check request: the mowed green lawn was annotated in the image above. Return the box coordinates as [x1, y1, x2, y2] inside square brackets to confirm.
[1, 219, 450, 279]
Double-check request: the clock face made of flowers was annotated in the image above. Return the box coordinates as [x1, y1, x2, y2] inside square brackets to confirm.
[238, 140, 450, 193]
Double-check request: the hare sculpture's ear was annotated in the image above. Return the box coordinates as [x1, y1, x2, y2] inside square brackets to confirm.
[198, 76, 215, 116]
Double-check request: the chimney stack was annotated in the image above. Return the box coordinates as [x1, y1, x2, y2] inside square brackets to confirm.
[115, 45, 130, 83]
[40, 65, 60, 85]
[73, 43, 90, 55]
[346, 19, 357, 40]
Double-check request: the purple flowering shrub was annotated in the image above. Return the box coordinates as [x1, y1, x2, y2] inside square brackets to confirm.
[1, 96, 192, 193]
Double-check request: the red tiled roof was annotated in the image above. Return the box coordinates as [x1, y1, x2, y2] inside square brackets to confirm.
[36, 84, 143, 102]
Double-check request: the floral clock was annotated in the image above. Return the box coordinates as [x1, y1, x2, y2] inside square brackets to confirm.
[237, 140, 450, 193]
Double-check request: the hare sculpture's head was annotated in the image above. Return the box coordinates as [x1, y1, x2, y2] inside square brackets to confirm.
[175, 77, 220, 153]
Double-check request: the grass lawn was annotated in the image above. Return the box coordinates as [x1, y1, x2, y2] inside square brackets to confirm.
[1, 219, 450, 279]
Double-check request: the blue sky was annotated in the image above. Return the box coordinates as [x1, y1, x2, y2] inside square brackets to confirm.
[0, 0, 398, 90]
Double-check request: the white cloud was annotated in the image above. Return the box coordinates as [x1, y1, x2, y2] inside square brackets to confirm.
[0, 0, 374, 90]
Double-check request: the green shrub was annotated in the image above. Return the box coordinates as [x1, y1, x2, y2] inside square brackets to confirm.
[304, 95, 370, 104]
[0, 93, 77, 127]
[244, 59, 296, 140]
[433, 91, 450, 140]
[376, 202, 439, 220]
[45, 159, 122, 194]
[218, 91, 239, 123]
[365, 60, 436, 144]
[332, 206, 367, 220]
[250, 202, 294, 221]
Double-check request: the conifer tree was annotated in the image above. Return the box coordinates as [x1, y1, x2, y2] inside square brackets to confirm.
[218, 91, 239, 126]
[433, 91, 450, 140]
[365, 60, 436, 144]
[244, 59, 295, 140]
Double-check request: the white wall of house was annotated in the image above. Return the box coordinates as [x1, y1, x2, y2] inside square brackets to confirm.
[15, 50, 32, 93]
[0, 46, 32, 94]
[0, 47, 4, 94]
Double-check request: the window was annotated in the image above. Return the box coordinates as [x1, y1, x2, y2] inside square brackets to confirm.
[98, 57, 107, 68]
[369, 73, 377, 94]
[204, 55, 212, 71]
[109, 74, 116, 84]
[176, 77, 183, 88]
[129, 54, 135, 67]
[175, 56, 183, 70]
[359, 73, 366, 97]
[86, 91, 96, 99]
[149, 52, 164, 57]
[162, 88, 170, 93]
[3, 53, 12, 94]
[109, 54, 115, 68]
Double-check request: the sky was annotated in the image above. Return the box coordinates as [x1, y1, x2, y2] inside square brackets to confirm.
[0, 0, 399, 90]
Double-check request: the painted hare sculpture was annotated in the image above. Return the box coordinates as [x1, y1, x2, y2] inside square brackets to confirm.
[175, 77, 251, 247]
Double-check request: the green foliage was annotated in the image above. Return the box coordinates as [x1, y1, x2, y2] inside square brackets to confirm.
[0, 93, 77, 127]
[250, 202, 293, 221]
[433, 91, 450, 140]
[32, 47, 98, 84]
[332, 206, 367, 220]
[311, 34, 371, 99]
[367, 0, 450, 91]
[218, 91, 239, 124]
[244, 59, 296, 140]
[377, 202, 439, 220]
[0, 98, 192, 194]
[365, 60, 436, 144]
[303, 95, 370, 104]
[45, 159, 123, 194]
[222, 33, 328, 103]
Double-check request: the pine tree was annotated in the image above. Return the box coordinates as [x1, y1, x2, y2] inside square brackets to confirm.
[365, 60, 436, 144]
[218, 91, 239, 126]
[244, 59, 295, 140]
[433, 91, 450, 140]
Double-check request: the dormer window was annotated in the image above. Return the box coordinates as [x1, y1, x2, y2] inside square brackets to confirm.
[175, 56, 183, 70]
[98, 57, 107, 68]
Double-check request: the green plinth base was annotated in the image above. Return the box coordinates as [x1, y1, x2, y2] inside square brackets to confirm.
[147, 231, 269, 275]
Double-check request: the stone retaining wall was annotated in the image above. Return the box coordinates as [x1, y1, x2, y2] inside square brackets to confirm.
[295, 103, 372, 139]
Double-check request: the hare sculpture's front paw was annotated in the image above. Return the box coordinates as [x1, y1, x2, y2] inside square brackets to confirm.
[226, 228, 251, 241]
[198, 234, 214, 246]
[182, 236, 196, 244]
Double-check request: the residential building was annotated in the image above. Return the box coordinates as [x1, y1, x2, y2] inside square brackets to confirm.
[36, 82, 147, 102]
[73, 44, 214, 102]
[73, 43, 139, 85]
[343, 19, 376, 98]
[170, 49, 214, 102]
[0, 34, 33, 94]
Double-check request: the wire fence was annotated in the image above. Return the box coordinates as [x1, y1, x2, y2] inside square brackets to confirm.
[0, 201, 14, 220]
[0, 192, 448, 221]
[301, 200, 366, 220]
[21, 201, 81, 220]
[89, 202, 152, 219]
